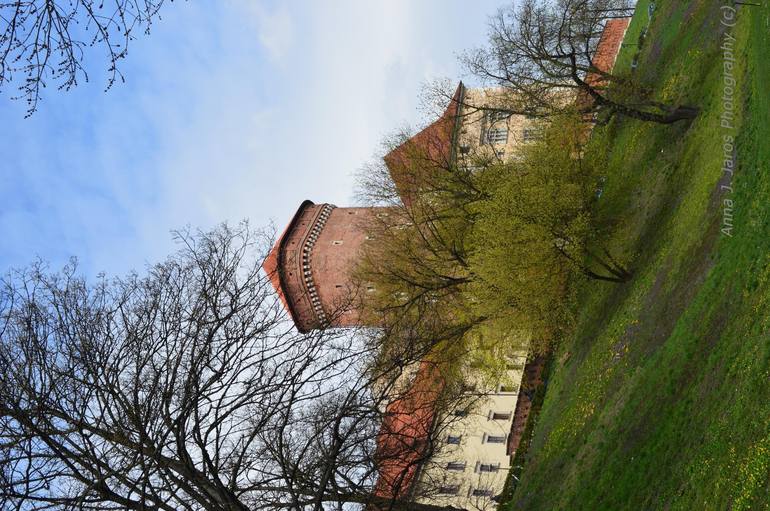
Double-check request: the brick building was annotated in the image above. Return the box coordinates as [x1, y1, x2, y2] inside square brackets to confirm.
[263, 18, 629, 509]
[263, 201, 382, 332]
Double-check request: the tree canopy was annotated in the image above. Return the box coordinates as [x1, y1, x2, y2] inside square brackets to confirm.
[0, 223, 471, 510]
[462, 0, 698, 124]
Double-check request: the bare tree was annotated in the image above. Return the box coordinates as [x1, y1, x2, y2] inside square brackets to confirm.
[0, 0, 170, 116]
[354, 128, 492, 364]
[462, 0, 699, 124]
[0, 223, 472, 511]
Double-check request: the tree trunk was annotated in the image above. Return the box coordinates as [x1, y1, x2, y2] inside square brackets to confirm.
[581, 267, 631, 283]
[569, 54, 700, 125]
[363, 496, 468, 511]
[612, 103, 700, 124]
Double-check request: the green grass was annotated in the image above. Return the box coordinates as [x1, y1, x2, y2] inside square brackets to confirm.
[503, 1, 770, 509]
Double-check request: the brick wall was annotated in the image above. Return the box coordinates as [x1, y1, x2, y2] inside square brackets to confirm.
[264, 201, 385, 332]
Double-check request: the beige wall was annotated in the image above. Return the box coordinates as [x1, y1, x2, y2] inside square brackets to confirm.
[455, 87, 544, 166]
[410, 88, 543, 509]
[414, 352, 528, 510]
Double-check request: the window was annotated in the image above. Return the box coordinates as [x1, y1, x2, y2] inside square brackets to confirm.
[499, 384, 517, 393]
[446, 461, 466, 471]
[438, 485, 460, 495]
[486, 128, 508, 144]
[488, 110, 510, 122]
[453, 409, 469, 417]
[485, 434, 506, 444]
[506, 360, 526, 371]
[447, 435, 462, 445]
[472, 488, 494, 497]
[478, 463, 501, 473]
[491, 412, 512, 421]
[331, 240, 343, 246]
[522, 127, 542, 142]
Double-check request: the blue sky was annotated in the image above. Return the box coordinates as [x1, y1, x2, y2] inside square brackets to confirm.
[0, 0, 505, 278]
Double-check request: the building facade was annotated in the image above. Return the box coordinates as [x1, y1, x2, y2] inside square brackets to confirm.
[263, 17, 630, 509]
[412, 356, 528, 510]
[263, 201, 384, 332]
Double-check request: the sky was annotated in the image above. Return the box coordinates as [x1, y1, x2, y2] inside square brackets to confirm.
[0, 0, 506, 278]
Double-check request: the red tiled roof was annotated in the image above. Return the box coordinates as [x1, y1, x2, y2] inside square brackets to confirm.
[373, 361, 444, 501]
[383, 83, 464, 205]
[587, 18, 631, 86]
[263, 237, 288, 310]
[262, 200, 314, 324]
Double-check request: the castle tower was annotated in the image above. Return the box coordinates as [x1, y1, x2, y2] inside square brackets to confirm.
[263, 200, 385, 332]
[263, 85, 464, 333]
[262, 19, 631, 507]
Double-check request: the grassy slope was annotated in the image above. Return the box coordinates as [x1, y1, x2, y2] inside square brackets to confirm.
[506, 0, 770, 509]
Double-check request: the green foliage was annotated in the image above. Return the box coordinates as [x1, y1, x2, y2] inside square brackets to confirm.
[467, 115, 604, 351]
[353, 141, 484, 377]
[356, 111, 618, 383]
[505, 2, 770, 509]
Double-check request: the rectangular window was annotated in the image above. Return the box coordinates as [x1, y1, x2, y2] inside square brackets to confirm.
[446, 461, 466, 471]
[522, 127, 542, 142]
[472, 488, 494, 497]
[491, 412, 512, 421]
[447, 435, 462, 445]
[485, 434, 506, 444]
[488, 110, 510, 122]
[332, 240, 343, 245]
[438, 485, 460, 495]
[478, 463, 501, 473]
[486, 128, 508, 144]
[453, 409, 469, 417]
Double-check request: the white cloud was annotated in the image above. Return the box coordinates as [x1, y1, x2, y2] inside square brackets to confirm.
[1, 0, 507, 277]
[234, 1, 295, 63]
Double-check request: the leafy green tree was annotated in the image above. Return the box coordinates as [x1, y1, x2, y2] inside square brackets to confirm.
[355, 128, 530, 376]
[468, 114, 630, 348]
